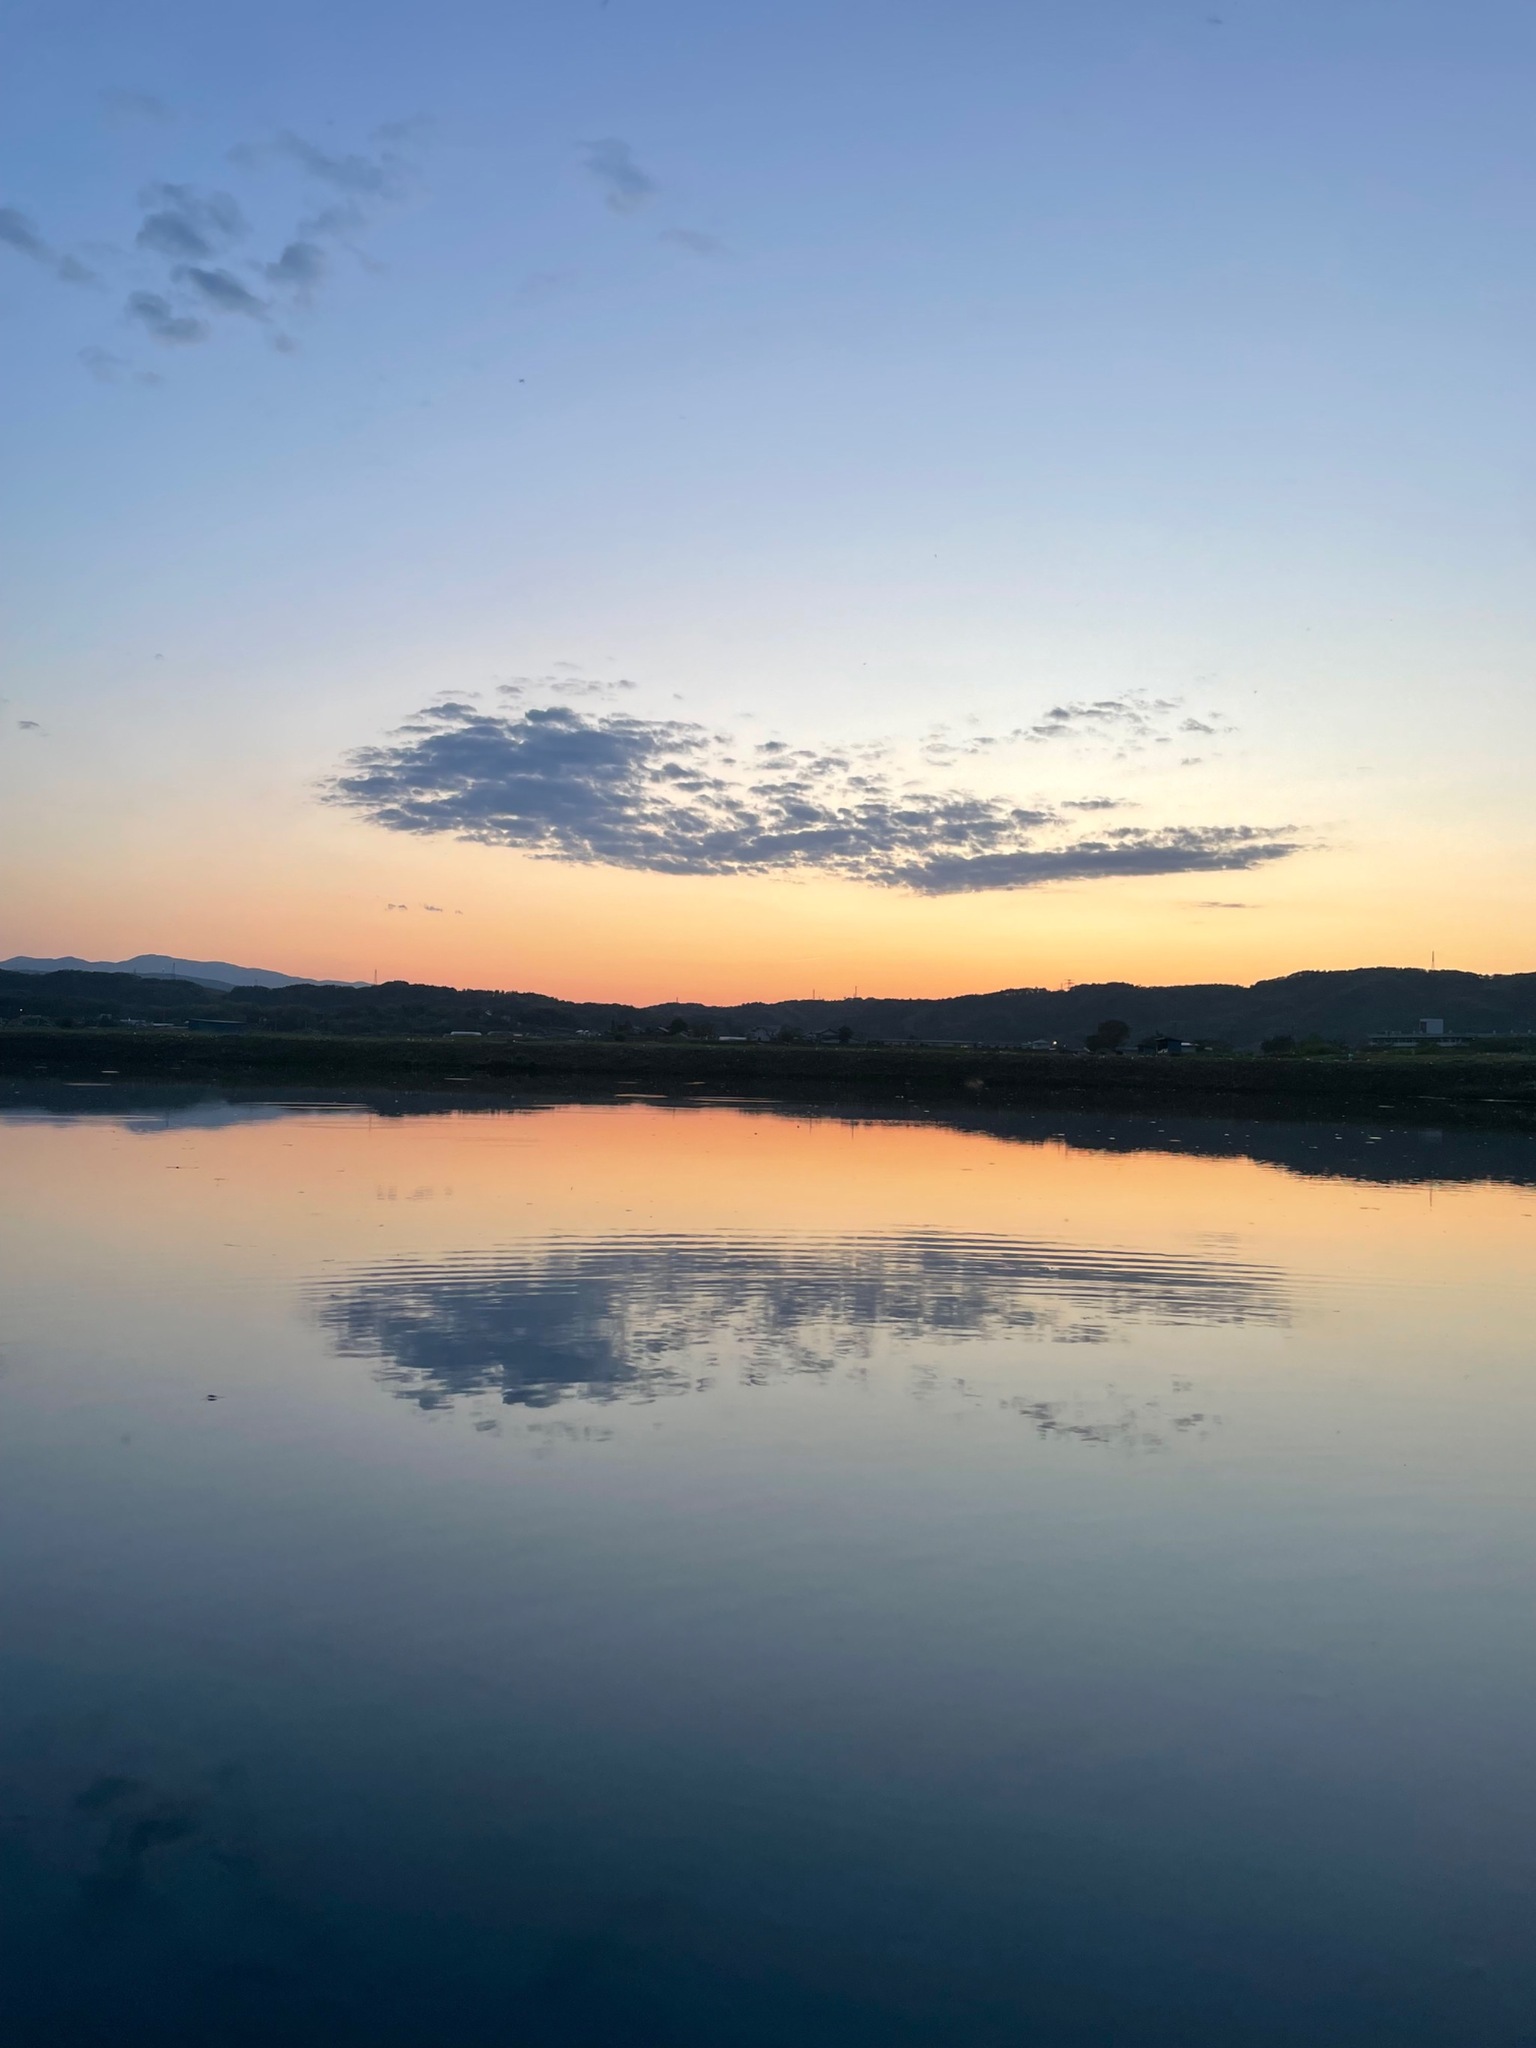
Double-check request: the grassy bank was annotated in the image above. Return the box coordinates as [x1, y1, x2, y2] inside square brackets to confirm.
[5, 1029, 1536, 1129]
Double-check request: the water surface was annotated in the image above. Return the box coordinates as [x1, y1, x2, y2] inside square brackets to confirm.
[2, 1095, 1535, 2044]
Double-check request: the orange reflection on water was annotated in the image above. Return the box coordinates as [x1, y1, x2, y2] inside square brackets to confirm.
[5, 1099, 1532, 1307]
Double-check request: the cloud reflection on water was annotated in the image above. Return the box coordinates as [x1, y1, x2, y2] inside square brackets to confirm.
[313, 1231, 1288, 1412]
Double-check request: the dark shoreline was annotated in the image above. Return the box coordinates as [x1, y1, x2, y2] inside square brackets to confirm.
[5, 1028, 1536, 1132]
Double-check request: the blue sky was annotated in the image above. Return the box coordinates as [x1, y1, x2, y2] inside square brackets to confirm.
[2, 0, 1533, 994]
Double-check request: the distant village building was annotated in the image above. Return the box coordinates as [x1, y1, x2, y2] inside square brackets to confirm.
[1367, 1016, 1456, 1049]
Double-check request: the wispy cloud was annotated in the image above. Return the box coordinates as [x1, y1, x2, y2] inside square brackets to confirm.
[126, 290, 207, 344]
[327, 701, 1306, 895]
[134, 182, 246, 262]
[178, 264, 266, 317]
[919, 694, 1238, 769]
[79, 344, 159, 385]
[0, 204, 97, 285]
[0, 207, 50, 262]
[659, 227, 724, 258]
[499, 671, 640, 703]
[125, 135, 415, 349]
[5, 122, 422, 374]
[265, 129, 409, 199]
[581, 138, 656, 214]
[236, 125, 421, 203]
[100, 90, 173, 128]
[515, 267, 574, 305]
[264, 239, 326, 298]
[1024, 694, 1183, 744]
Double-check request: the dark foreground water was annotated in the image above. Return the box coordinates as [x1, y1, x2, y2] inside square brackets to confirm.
[2, 1092, 1535, 2046]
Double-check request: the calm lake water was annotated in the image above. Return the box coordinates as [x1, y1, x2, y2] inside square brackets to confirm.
[3, 1091, 1536, 2045]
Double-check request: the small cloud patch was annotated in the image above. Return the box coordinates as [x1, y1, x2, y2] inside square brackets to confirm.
[126, 291, 207, 344]
[180, 265, 266, 317]
[0, 204, 97, 285]
[101, 90, 173, 128]
[581, 139, 656, 214]
[135, 183, 246, 263]
[659, 227, 724, 258]
[3, 120, 423, 378]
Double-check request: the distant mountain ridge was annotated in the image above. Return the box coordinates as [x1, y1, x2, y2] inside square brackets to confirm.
[2, 962, 1534, 1048]
[0, 953, 362, 991]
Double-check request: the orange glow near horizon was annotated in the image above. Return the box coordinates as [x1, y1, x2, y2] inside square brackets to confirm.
[5, 789, 1532, 1002]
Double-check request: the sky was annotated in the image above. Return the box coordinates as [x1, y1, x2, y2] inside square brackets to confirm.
[2, 0, 1533, 1001]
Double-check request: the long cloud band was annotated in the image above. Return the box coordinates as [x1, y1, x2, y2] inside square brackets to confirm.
[326, 701, 1305, 896]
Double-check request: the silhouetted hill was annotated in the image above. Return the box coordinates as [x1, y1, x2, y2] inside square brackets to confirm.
[3, 964, 1534, 1048]
[0, 952, 360, 990]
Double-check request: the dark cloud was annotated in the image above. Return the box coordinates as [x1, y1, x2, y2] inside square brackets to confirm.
[179, 265, 266, 317]
[581, 138, 656, 213]
[1023, 695, 1179, 744]
[226, 125, 418, 247]
[265, 240, 326, 297]
[0, 205, 94, 283]
[111, 130, 415, 366]
[273, 130, 403, 198]
[0, 206, 50, 261]
[126, 290, 207, 345]
[294, 200, 369, 242]
[327, 701, 1306, 895]
[898, 828, 1298, 895]
[14, 120, 417, 380]
[135, 183, 246, 261]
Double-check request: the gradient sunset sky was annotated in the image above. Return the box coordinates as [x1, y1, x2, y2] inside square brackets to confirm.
[3, 0, 1533, 1001]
